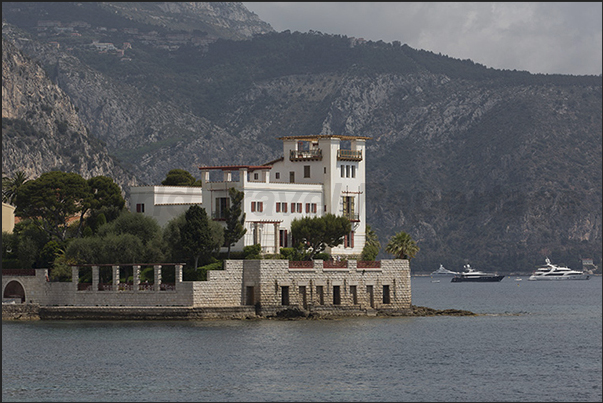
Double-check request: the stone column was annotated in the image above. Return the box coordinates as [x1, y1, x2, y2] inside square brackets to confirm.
[92, 266, 99, 292]
[71, 266, 79, 291]
[133, 265, 141, 292]
[154, 265, 162, 291]
[112, 265, 120, 290]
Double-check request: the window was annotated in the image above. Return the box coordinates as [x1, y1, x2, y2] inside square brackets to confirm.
[306, 203, 310, 213]
[311, 203, 317, 213]
[215, 197, 229, 219]
[291, 202, 295, 213]
[344, 231, 354, 248]
[342, 196, 355, 219]
[340, 165, 345, 177]
[136, 203, 145, 213]
[333, 286, 341, 305]
[251, 201, 263, 213]
[275, 172, 280, 180]
[383, 285, 391, 304]
[346, 165, 350, 178]
[324, 167, 327, 174]
[282, 202, 287, 213]
[304, 165, 311, 178]
[276, 203, 280, 213]
[254, 173, 259, 180]
[351, 165, 356, 178]
[279, 229, 288, 247]
[281, 286, 290, 305]
[350, 285, 358, 304]
[297, 203, 302, 213]
[290, 171, 295, 183]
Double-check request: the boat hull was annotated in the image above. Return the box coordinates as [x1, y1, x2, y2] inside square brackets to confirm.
[528, 274, 590, 281]
[451, 276, 505, 282]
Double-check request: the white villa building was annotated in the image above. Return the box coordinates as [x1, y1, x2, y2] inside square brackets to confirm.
[129, 135, 369, 258]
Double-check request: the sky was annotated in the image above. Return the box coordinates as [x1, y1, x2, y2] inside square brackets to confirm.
[242, 2, 602, 76]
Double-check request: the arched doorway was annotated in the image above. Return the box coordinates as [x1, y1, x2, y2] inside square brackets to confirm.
[3, 281, 26, 303]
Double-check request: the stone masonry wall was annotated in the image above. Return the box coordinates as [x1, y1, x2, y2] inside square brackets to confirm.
[3, 260, 411, 319]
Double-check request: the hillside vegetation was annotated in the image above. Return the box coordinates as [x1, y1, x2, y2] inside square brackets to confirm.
[2, 2, 601, 273]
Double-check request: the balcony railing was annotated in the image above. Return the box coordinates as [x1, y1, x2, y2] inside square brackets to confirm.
[357, 261, 381, 269]
[324, 260, 348, 269]
[342, 212, 360, 222]
[290, 149, 322, 161]
[337, 149, 362, 161]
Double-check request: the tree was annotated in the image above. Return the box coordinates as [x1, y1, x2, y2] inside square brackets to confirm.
[161, 169, 201, 186]
[2, 171, 30, 204]
[223, 187, 246, 258]
[65, 211, 163, 265]
[385, 231, 419, 260]
[87, 176, 125, 211]
[290, 214, 351, 260]
[180, 205, 223, 268]
[360, 225, 380, 261]
[14, 171, 125, 241]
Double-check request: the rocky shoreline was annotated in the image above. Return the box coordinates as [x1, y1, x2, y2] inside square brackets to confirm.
[2, 303, 476, 321]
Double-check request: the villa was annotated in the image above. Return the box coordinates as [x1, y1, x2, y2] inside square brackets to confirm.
[129, 135, 369, 258]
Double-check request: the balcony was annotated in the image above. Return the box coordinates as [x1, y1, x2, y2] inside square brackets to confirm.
[342, 212, 360, 222]
[290, 149, 322, 161]
[337, 149, 362, 161]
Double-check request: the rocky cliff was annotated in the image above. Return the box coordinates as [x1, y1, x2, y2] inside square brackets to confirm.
[2, 37, 138, 192]
[2, 3, 601, 272]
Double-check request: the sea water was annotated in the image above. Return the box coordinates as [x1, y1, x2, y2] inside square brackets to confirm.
[3, 276, 601, 402]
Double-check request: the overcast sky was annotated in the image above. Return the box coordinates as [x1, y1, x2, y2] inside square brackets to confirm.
[242, 2, 602, 76]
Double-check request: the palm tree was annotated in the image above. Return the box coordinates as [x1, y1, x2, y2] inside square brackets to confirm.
[385, 231, 419, 260]
[2, 171, 30, 205]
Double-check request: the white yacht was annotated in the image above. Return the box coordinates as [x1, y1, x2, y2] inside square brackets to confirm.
[430, 264, 460, 277]
[528, 258, 590, 281]
[451, 264, 504, 282]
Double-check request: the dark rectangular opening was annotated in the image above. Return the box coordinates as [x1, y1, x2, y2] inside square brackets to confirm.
[333, 285, 341, 305]
[281, 286, 290, 305]
[299, 286, 307, 309]
[317, 286, 324, 305]
[350, 285, 357, 305]
[246, 286, 255, 305]
[383, 285, 391, 304]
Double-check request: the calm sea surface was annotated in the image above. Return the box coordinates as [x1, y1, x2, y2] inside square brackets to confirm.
[3, 276, 601, 402]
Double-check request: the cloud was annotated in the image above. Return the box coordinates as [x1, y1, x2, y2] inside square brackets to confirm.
[243, 2, 602, 76]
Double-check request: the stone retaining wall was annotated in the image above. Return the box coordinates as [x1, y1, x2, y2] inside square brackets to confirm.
[2, 303, 41, 320]
[3, 259, 411, 320]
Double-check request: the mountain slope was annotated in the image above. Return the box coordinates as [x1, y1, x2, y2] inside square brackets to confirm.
[2, 37, 137, 191]
[2, 3, 601, 273]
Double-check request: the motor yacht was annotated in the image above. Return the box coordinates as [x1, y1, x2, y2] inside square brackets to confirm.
[451, 264, 504, 282]
[430, 264, 460, 277]
[528, 258, 590, 281]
